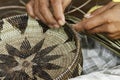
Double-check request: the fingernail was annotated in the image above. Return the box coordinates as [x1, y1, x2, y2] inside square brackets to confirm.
[48, 25, 53, 28]
[35, 17, 39, 20]
[53, 24, 60, 28]
[58, 20, 65, 26]
[84, 13, 93, 18]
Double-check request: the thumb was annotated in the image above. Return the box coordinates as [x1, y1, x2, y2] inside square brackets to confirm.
[62, 0, 72, 11]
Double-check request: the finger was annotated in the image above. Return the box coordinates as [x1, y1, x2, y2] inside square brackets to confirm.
[34, 0, 47, 24]
[91, 2, 116, 15]
[26, 0, 35, 18]
[50, 0, 65, 26]
[62, 0, 72, 10]
[88, 23, 115, 34]
[107, 22, 120, 39]
[107, 33, 120, 39]
[82, 7, 118, 31]
[39, 0, 59, 28]
[73, 13, 107, 32]
[81, 2, 118, 31]
[73, 20, 86, 32]
[112, 36, 120, 39]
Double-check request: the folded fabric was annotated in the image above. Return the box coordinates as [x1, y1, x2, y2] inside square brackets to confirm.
[69, 65, 120, 80]
[79, 35, 120, 74]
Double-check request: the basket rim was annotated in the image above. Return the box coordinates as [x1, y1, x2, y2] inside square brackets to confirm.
[0, 14, 83, 80]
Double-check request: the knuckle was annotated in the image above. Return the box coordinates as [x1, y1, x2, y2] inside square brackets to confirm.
[34, 9, 38, 14]
[34, 10, 39, 16]
[84, 22, 90, 30]
[40, 6, 47, 12]
[50, 0, 56, 3]
[50, 0, 60, 5]
[107, 23, 117, 33]
[39, 2, 47, 9]
[49, 19, 57, 25]
[104, 15, 111, 23]
[55, 15, 62, 20]
[50, 0, 55, 2]
[40, 5, 45, 9]
[107, 17, 113, 23]
[49, 21, 56, 25]
[105, 11, 117, 23]
[102, 12, 112, 23]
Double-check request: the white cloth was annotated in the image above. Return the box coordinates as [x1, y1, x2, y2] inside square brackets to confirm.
[69, 66, 120, 80]
[70, 35, 120, 80]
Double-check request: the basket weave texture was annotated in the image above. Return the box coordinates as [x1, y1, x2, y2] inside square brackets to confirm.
[0, 14, 82, 80]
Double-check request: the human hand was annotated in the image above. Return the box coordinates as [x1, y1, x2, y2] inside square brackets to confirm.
[26, 0, 71, 28]
[74, 2, 120, 39]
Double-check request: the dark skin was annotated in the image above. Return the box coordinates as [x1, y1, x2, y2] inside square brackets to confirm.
[74, 2, 120, 39]
[26, 1, 120, 39]
[26, 0, 71, 28]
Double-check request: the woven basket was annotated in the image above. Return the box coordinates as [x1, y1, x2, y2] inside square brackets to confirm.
[0, 14, 82, 80]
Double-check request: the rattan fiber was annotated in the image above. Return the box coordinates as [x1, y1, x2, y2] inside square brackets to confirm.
[0, 14, 82, 80]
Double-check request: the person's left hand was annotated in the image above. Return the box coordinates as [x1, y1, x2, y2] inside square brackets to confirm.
[73, 2, 120, 39]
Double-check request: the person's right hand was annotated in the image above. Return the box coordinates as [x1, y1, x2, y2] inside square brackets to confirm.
[26, 0, 71, 28]
[73, 2, 120, 39]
